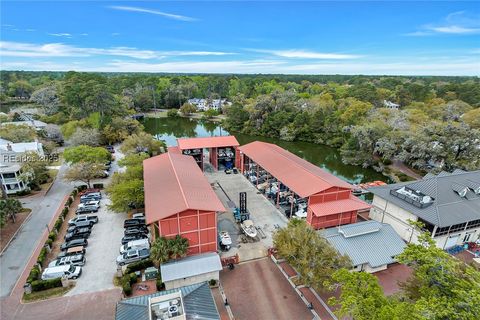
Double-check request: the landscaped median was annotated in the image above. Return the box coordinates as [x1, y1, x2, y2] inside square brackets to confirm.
[22, 187, 86, 302]
[114, 258, 165, 297]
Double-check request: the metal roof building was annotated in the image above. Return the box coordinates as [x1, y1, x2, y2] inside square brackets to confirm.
[323, 220, 406, 273]
[115, 282, 220, 320]
[143, 153, 225, 255]
[177, 136, 239, 150]
[239, 141, 370, 229]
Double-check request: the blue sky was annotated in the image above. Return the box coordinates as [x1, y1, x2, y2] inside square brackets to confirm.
[1, 1, 479, 75]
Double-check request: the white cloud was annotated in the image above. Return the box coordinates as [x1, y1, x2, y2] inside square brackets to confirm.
[109, 6, 196, 22]
[47, 33, 73, 38]
[249, 49, 361, 59]
[0, 41, 234, 59]
[406, 11, 480, 36]
[80, 33, 88, 36]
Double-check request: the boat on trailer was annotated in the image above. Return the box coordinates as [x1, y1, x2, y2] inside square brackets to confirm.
[241, 220, 257, 238]
[218, 231, 232, 251]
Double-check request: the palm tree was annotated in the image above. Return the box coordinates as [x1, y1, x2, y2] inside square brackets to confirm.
[170, 235, 189, 259]
[150, 237, 170, 266]
[0, 198, 22, 226]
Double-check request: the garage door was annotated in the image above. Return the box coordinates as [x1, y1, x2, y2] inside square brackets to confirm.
[445, 235, 460, 248]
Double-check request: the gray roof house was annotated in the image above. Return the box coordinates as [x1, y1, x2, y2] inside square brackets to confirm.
[322, 220, 406, 273]
[160, 253, 222, 290]
[115, 282, 220, 320]
[368, 170, 480, 249]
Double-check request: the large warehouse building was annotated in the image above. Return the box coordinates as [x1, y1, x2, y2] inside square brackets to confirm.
[239, 141, 371, 229]
[143, 152, 226, 255]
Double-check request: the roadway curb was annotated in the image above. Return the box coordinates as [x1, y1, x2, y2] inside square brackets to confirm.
[0, 209, 33, 256]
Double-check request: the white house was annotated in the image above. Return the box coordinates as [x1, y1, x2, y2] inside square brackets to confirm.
[0, 164, 27, 195]
[369, 169, 480, 250]
[187, 98, 231, 112]
[383, 100, 400, 110]
[160, 252, 222, 290]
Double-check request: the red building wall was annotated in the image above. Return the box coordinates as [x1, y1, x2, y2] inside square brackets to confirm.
[306, 187, 357, 229]
[153, 209, 217, 255]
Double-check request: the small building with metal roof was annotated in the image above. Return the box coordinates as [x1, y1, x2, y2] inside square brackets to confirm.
[160, 252, 222, 290]
[239, 141, 371, 229]
[176, 136, 240, 171]
[322, 220, 407, 273]
[143, 153, 225, 255]
[115, 282, 220, 320]
[368, 170, 480, 249]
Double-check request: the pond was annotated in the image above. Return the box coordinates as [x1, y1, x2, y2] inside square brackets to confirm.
[142, 116, 390, 184]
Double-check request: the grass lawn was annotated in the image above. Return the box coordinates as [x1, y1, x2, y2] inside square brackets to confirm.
[22, 285, 73, 303]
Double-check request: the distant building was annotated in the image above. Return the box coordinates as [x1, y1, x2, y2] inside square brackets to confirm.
[115, 282, 220, 320]
[0, 164, 27, 195]
[322, 220, 406, 273]
[187, 98, 231, 112]
[1, 120, 48, 131]
[383, 100, 400, 110]
[160, 252, 222, 290]
[369, 170, 480, 249]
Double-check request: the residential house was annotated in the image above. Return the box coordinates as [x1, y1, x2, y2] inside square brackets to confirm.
[187, 98, 231, 112]
[383, 100, 400, 110]
[115, 282, 220, 320]
[369, 170, 480, 249]
[322, 220, 406, 273]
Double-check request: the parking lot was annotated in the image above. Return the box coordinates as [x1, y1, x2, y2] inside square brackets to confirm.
[66, 196, 126, 296]
[220, 258, 313, 320]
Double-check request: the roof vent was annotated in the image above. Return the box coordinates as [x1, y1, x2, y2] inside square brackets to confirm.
[390, 187, 434, 208]
[465, 180, 480, 195]
[452, 183, 470, 198]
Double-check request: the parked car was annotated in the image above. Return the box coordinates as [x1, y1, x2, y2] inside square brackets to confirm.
[61, 239, 88, 251]
[68, 215, 98, 226]
[57, 246, 86, 259]
[64, 227, 91, 242]
[80, 188, 101, 196]
[116, 248, 150, 266]
[67, 221, 93, 233]
[80, 193, 102, 202]
[41, 265, 82, 280]
[124, 218, 146, 228]
[48, 254, 86, 267]
[124, 226, 148, 236]
[121, 234, 148, 245]
[132, 213, 145, 219]
[76, 206, 99, 214]
[78, 200, 100, 209]
[120, 238, 150, 254]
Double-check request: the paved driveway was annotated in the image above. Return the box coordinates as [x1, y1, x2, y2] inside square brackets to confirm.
[0, 164, 72, 297]
[66, 196, 126, 296]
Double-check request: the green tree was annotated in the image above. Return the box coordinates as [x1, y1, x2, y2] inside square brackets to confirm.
[106, 177, 144, 211]
[120, 132, 164, 156]
[150, 235, 189, 266]
[462, 108, 480, 129]
[167, 109, 179, 117]
[0, 124, 37, 143]
[273, 220, 351, 289]
[179, 103, 196, 116]
[64, 145, 111, 164]
[63, 162, 105, 188]
[19, 152, 50, 190]
[0, 198, 23, 226]
[102, 118, 143, 144]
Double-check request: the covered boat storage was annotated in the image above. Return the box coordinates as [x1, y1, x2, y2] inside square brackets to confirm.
[175, 136, 241, 172]
[239, 141, 371, 229]
[143, 152, 226, 255]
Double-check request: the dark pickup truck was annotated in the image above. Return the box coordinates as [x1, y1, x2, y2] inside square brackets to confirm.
[65, 227, 91, 242]
[67, 221, 94, 232]
[124, 226, 148, 236]
[124, 218, 146, 228]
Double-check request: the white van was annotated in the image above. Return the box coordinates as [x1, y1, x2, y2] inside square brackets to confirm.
[119, 238, 150, 254]
[41, 265, 82, 280]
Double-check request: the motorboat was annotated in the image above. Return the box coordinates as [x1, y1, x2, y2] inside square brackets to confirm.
[241, 220, 257, 238]
[218, 231, 232, 251]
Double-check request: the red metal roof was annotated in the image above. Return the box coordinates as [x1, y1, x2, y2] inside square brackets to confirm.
[167, 146, 182, 154]
[177, 136, 239, 150]
[239, 141, 353, 197]
[143, 153, 225, 224]
[310, 197, 372, 217]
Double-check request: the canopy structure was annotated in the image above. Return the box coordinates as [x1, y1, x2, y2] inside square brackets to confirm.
[143, 153, 225, 224]
[177, 136, 239, 150]
[239, 141, 353, 198]
[310, 197, 371, 217]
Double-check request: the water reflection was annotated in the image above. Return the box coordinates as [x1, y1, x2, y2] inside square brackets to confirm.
[142, 117, 389, 184]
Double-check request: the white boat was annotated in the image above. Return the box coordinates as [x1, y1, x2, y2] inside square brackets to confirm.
[219, 231, 232, 250]
[241, 220, 257, 238]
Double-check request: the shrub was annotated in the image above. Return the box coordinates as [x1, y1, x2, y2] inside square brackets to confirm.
[209, 279, 217, 286]
[61, 207, 69, 218]
[27, 266, 41, 283]
[71, 189, 78, 197]
[15, 190, 31, 196]
[156, 277, 165, 291]
[37, 248, 48, 266]
[167, 109, 179, 117]
[122, 281, 132, 296]
[66, 197, 73, 206]
[54, 218, 63, 231]
[46, 238, 53, 247]
[92, 183, 104, 189]
[31, 278, 62, 292]
[48, 231, 57, 242]
[125, 259, 153, 274]
[129, 273, 137, 285]
[382, 158, 393, 166]
[77, 185, 87, 192]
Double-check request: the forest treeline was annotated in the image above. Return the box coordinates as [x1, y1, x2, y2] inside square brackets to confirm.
[1, 71, 479, 172]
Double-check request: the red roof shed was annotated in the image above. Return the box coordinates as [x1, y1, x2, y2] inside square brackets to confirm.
[177, 136, 239, 150]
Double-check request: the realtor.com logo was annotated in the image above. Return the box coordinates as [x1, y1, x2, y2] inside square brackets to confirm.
[2, 154, 59, 163]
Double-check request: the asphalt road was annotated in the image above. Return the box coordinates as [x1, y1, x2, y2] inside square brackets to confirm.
[0, 164, 72, 297]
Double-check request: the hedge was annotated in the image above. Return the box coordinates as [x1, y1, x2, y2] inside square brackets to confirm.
[31, 278, 62, 292]
[122, 281, 132, 296]
[46, 238, 53, 247]
[66, 197, 73, 206]
[71, 189, 78, 197]
[54, 218, 63, 231]
[37, 248, 48, 266]
[156, 277, 165, 291]
[27, 265, 41, 283]
[125, 259, 153, 274]
[61, 207, 69, 218]
[48, 231, 57, 242]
